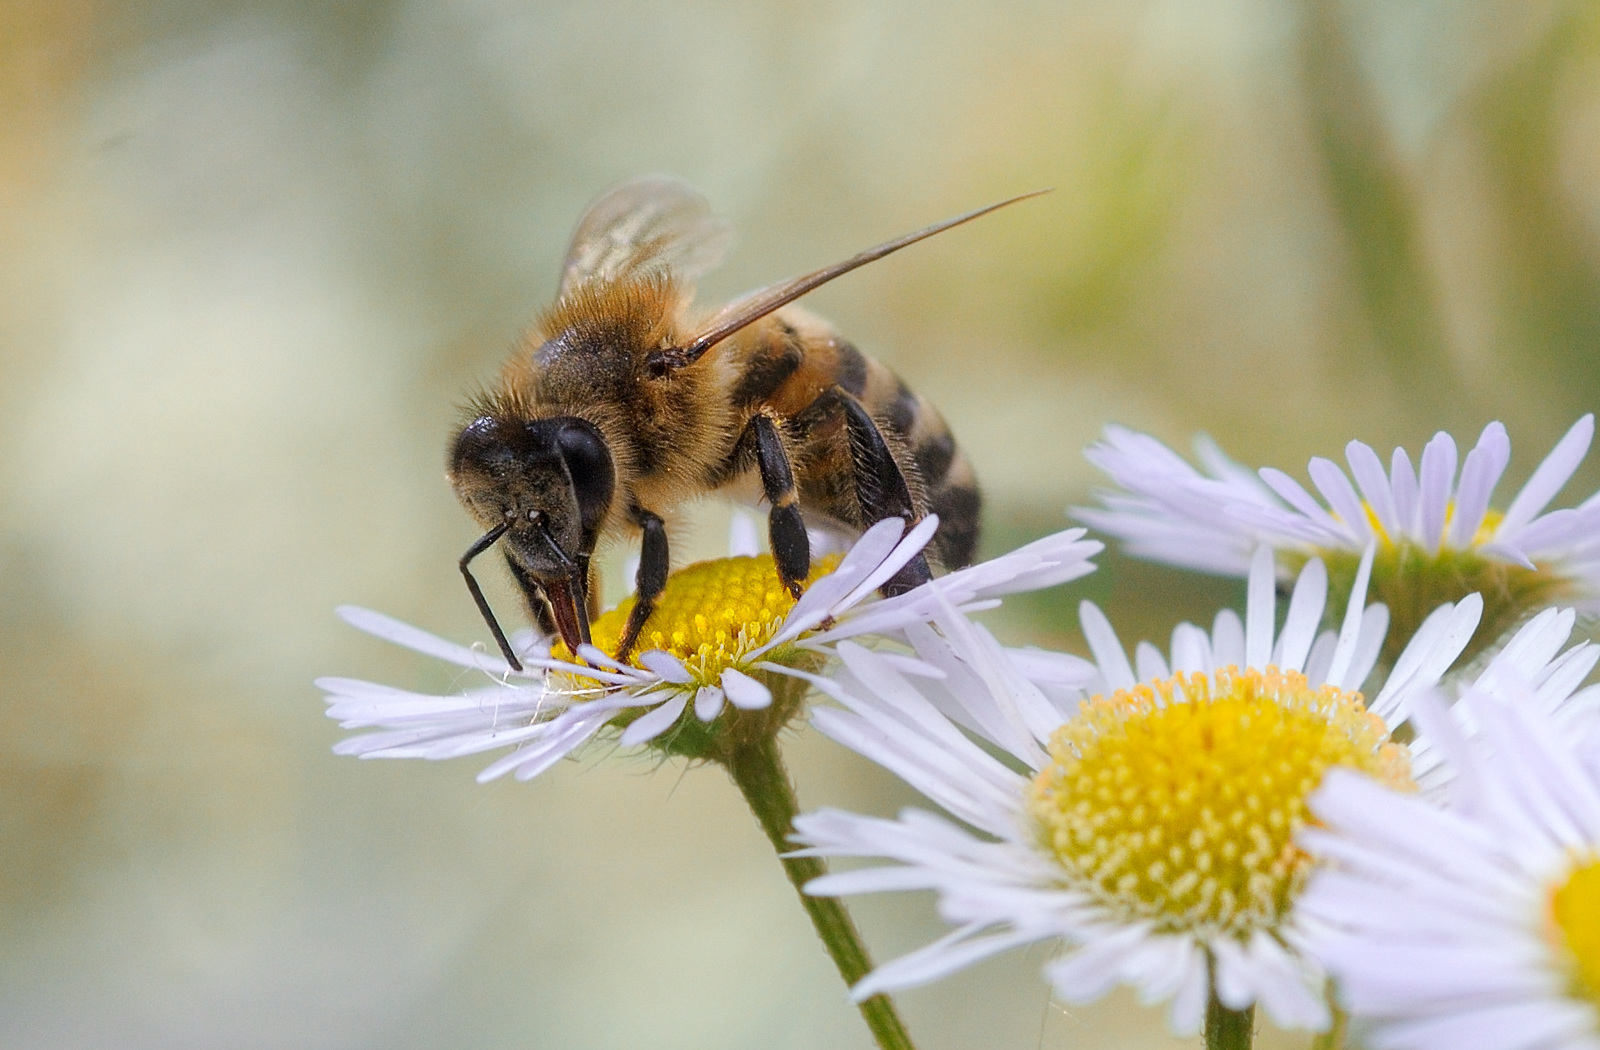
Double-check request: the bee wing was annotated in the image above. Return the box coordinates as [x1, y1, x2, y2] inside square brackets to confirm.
[560, 176, 732, 294]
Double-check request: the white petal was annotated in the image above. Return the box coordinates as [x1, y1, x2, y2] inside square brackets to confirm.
[1347, 440, 1398, 538]
[617, 692, 689, 746]
[694, 685, 725, 721]
[728, 511, 762, 557]
[575, 643, 631, 673]
[1449, 422, 1509, 548]
[1499, 414, 1595, 539]
[1278, 558, 1328, 673]
[1390, 446, 1420, 540]
[337, 606, 518, 676]
[1305, 630, 1338, 688]
[1135, 641, 1170, 682]
[1418, 431, 1458, 553]
[837, 515, 942, 612]
[850, 926, 1046, 1001]
[1212, 608, 1246, 668]
[1005, 648, 1098, 688]
[1246, 545, 1277, 669]
[1258, 467, 1350, 541]
[1081, 601, 1136, 689]
[1171, 623, 1212, 674]
[637, 649, 693, 684]
[1325, 542, 1378, 690]
[721, 668, 772, 709]
[1342, 604, 1388, 697]
[1308, 457, 1373, 544]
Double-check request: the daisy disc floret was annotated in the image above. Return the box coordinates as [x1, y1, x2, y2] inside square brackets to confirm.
[792, 545, 1485, 1035]
[1301, 684, 1600, 1050]
[320, 516, 1102, 779]
[1029, 665, 1411, 944]
[1077, 416, 1600, 666]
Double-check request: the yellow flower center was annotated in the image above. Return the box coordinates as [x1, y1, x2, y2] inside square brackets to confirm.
[1028, 666, 1413, 938]
[1551, 855, 1600, 1007]
[1305, 505, 1570, 670]
[1361, 503, 1504, 549]
[556, 554, 838, 686]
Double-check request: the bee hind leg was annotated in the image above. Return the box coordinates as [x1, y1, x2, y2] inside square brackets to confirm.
[615, 507, 668, 662]
[836, 392, 932, 596]
[791, 387, 932, 597]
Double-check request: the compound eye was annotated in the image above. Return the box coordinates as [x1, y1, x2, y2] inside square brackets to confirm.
[449, 415, 502, 474]
[555, 421, 615, 532]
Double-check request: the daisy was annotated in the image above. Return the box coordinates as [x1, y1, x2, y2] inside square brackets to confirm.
[320, 516, 1102, 779]
[790, 544, 1486, 1038]
[1300, 682, 1600, 1050]
[1076, 416, 1600, 666]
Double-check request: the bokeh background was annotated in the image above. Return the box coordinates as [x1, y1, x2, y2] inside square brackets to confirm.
[4, 1, 1600, 1047]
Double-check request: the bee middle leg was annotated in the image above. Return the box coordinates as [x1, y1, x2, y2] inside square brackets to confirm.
[733, 412, 810, 599]
[615, 506, 668, 663]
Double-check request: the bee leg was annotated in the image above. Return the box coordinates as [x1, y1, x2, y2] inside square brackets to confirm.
[741, 412, 810, 599]
[615, 507, 668, 663]
[505, 553, 560, 637]
[834, 389, 932, 596]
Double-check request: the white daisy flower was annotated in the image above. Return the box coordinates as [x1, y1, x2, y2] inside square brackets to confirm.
[320, 516, 1102, 779]
[1076, 416, 1600, 665]
[790, 545, 1485, 1036]
[1300, 682, 1600, 1050]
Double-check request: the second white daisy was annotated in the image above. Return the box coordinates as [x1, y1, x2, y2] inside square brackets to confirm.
[792, 545, 1484, 1035]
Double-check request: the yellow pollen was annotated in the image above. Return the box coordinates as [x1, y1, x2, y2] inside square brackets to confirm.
[1360, 502, 1503, 549]
[1028, 665, 1413, 938]
[555, 554, 837, 686]
[1307, 503, 1568, 669]
[1551, 855, 1600, 1007]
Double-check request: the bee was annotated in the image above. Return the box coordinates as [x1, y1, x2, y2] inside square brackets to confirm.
[449, 177, 1042, 669]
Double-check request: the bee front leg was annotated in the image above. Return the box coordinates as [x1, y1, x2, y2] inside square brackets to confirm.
[741, 412, 810, 599]
[615, 507, 668, 663]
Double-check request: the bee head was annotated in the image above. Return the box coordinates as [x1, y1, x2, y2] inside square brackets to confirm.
[449, 414, 615, 660]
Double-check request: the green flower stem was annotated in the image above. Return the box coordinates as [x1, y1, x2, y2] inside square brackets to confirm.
[723, 734, 917, 1050]
[1205, 987, 1255, 1050]
[1311, 1003, 1348, 1050]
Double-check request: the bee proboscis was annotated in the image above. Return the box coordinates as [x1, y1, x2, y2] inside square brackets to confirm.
[449, 177, 1044, 668]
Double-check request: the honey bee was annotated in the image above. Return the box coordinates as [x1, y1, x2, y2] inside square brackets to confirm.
[449, 177, 1042, 669]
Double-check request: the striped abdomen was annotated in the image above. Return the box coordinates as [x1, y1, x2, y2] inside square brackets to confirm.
[726, 307, 981, 569]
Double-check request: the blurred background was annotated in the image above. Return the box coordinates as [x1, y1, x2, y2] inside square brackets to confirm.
[3, 0, 1599, 1046]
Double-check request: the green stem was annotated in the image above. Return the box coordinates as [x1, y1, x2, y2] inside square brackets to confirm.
[1205, 987, 1255, 1050]
[1311, 1002, 1348, 1050]
[723, 734, 917, 1050]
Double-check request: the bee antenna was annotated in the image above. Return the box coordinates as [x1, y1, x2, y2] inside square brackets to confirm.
[659, 188, 1051, 371]
[460, 522, 524, 672]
